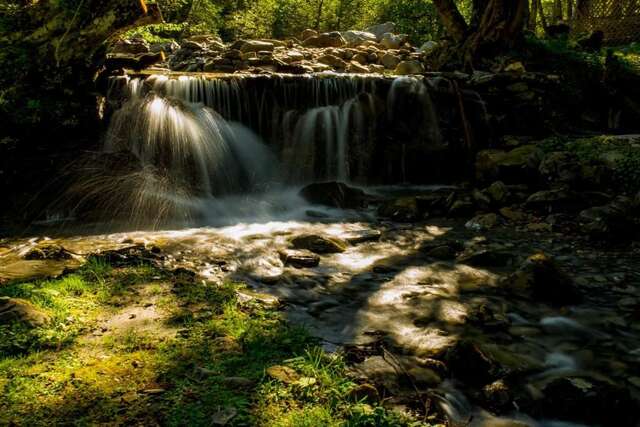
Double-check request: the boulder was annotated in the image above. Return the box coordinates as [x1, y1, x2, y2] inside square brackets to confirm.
[278, 249, 320, 268]
[290, 234, 347, 254]
[0, 297, 50, 327]
[365, 22, 396, 41]
[231, 40, 275, 53]
[380, 53, 401, 69]
[380, 33, 407, 50]
[394, 60, 424, 75]
[341, 30, 377, 46]
[505, 253, 580, 305]
[299, 182, 367, 209]
[317, 54, 347, 69]
[303, 32, 346, 48]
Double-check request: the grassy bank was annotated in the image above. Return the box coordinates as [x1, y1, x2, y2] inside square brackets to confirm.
[0, 259, 421, 426]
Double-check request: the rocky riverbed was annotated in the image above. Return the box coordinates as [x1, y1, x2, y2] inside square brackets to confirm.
[2, 174, 639, 425]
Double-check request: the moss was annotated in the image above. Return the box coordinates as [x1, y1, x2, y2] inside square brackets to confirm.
[0, 260, 420, 426]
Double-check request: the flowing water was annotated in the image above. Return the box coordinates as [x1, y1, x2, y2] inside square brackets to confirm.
[4, 73, 638, 425]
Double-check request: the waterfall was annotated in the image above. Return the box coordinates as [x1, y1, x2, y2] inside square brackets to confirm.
[92, 72, 486, 225]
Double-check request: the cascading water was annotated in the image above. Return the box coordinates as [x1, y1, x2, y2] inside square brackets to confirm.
[90, 72, 485, 226]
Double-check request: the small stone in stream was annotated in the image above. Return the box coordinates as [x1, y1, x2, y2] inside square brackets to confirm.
[278, 249, 320, 268]
[458, 249, 515, 268]
[465, 213, 499, 231]
[499, 207, 528, 222]
[506, 253, 580, 305]
[0, 297, 50, 327]
[291, 234, 347, 254]
[24, 244, 73, 260]
[266, 365, 300, 384]
[342, 229, 381, 244]
[347, 383, 380, 402]
[425, 245, 457, 260]
[299, 181, 366, 209]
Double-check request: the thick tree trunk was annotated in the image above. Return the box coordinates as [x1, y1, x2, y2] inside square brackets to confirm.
[433, 0, 528, 68]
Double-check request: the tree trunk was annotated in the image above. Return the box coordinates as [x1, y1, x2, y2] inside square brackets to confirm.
[567, 0, 574, 21]
[530, 0, 539, 31]
[433, 0, 528, 68]
[431, 0, 468, 43]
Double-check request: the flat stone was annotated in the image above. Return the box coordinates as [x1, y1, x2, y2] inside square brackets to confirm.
[279, 249, 320, 268]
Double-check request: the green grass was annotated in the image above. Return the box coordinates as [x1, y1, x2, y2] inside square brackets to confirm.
[0, 259, 423, 426]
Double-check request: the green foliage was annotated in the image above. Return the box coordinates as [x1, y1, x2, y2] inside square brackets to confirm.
[540, 135, 640, 193]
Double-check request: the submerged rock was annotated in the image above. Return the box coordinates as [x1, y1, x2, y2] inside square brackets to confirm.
[299, 182, 366, 209]
[290, 234, 347, 254]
